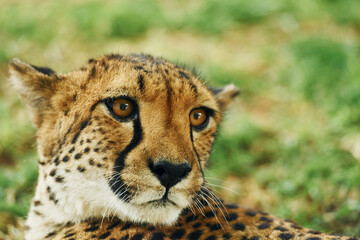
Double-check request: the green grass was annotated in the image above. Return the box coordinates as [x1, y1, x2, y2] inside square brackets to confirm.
[285, 38, 360, 130]
[2, 0, 359, 43]
[1, 0, 360, 238]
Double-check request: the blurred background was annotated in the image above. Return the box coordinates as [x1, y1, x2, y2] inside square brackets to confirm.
[0, 0, 360, 239]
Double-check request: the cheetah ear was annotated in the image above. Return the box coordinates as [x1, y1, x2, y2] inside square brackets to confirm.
[9, 58, 58, 128]
[211, 84, 240, 110]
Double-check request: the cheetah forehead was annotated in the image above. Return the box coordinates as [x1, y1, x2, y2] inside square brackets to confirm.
[61, 54, 217, 109]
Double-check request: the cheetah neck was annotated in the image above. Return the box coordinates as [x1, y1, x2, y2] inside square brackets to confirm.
[25, 171, 116, 240]
[26, 173, 62, 240]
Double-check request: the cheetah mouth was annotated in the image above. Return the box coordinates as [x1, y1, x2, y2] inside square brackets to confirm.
[146, 197, 177, 207]
[139, 187, 179, 207]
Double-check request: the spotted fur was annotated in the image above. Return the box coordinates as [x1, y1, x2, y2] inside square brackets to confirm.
[9, 54, 357, 240]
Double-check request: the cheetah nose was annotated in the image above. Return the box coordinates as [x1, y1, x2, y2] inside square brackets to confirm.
[149, 160, 192, 189]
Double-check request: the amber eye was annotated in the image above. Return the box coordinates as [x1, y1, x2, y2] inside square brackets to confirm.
[112, 98, 134, 118]
[190, 108, 208, 129]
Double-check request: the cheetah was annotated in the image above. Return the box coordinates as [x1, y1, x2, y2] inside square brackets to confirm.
[9, 54, 358, 240]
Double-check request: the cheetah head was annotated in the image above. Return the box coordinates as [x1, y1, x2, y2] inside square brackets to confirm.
[9, 54, 239, 226]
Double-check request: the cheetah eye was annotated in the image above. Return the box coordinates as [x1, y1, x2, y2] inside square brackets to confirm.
[105, 97, 137, 121]
[113, 99, 133, 117]
[190, 108, 209, 130]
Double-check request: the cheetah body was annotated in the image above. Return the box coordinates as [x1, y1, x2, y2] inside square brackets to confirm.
[9, 54, 358, 240]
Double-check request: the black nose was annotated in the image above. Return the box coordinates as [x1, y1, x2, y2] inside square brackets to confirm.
[149, 160, 192, 189]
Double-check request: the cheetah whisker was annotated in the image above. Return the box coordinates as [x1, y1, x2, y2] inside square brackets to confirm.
[200, 187, 229, 227]
[201, 186, 229, 216]
[205, 182, 240, 196]
[199, 190, 225, 230]
[193, 197, 206, 217]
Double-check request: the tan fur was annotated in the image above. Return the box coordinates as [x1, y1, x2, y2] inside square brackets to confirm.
[9, 54, 357, 240]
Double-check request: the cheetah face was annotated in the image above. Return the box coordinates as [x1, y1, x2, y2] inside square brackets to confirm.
[9, 54, 239, 225]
